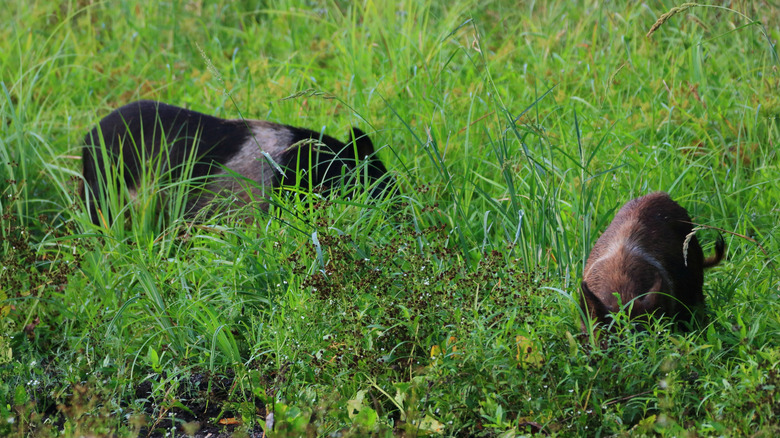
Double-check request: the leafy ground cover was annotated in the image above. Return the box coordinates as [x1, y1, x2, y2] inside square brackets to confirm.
[1, 0, 779, 436]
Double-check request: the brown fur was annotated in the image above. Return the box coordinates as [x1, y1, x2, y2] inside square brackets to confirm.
[580, 192, 725, 330]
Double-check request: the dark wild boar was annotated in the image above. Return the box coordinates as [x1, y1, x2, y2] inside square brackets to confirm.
[82, 100, 392, 225]
[580, 192, 725, 330]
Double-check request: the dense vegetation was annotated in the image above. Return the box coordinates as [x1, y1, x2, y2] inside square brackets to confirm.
[1, 1, 778, 436]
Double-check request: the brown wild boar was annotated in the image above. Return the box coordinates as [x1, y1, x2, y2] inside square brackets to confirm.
[580, 192, 725, 330]
[82, 100, 393, 225]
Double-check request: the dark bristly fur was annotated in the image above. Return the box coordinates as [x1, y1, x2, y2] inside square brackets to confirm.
[82, 100, 391, 225]
[580, 192, 725, 331]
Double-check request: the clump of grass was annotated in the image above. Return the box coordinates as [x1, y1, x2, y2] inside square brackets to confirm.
[646, 1, 779, 65]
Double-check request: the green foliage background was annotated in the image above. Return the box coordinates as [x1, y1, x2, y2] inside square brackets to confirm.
[1, 0, 778, 436]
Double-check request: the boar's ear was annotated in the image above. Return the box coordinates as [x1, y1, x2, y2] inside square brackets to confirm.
[633, 272, 663, 319]
[349, 127, 376, 159]
[636, 272, 663, 306]
[580, 281, 599, 308]
[649, 271, 663, 293]
[580, 281, 609, 325]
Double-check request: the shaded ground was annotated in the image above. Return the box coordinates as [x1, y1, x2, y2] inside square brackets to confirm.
[135, 373, 266, 438]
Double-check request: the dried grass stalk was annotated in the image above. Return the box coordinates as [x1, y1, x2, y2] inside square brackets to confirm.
[646, 3, 700, 38]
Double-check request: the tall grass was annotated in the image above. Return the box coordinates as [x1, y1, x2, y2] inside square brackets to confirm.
[1, 0, 779, 436]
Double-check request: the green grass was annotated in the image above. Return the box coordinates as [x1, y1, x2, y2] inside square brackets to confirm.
[2, 0, 779, 436]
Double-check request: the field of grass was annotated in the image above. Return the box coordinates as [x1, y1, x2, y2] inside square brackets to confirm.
[2, 0, 779, 436]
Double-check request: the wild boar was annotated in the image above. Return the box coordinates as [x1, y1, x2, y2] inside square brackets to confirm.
[580, 192, 725, 330]
[82, 100, 391, 225]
